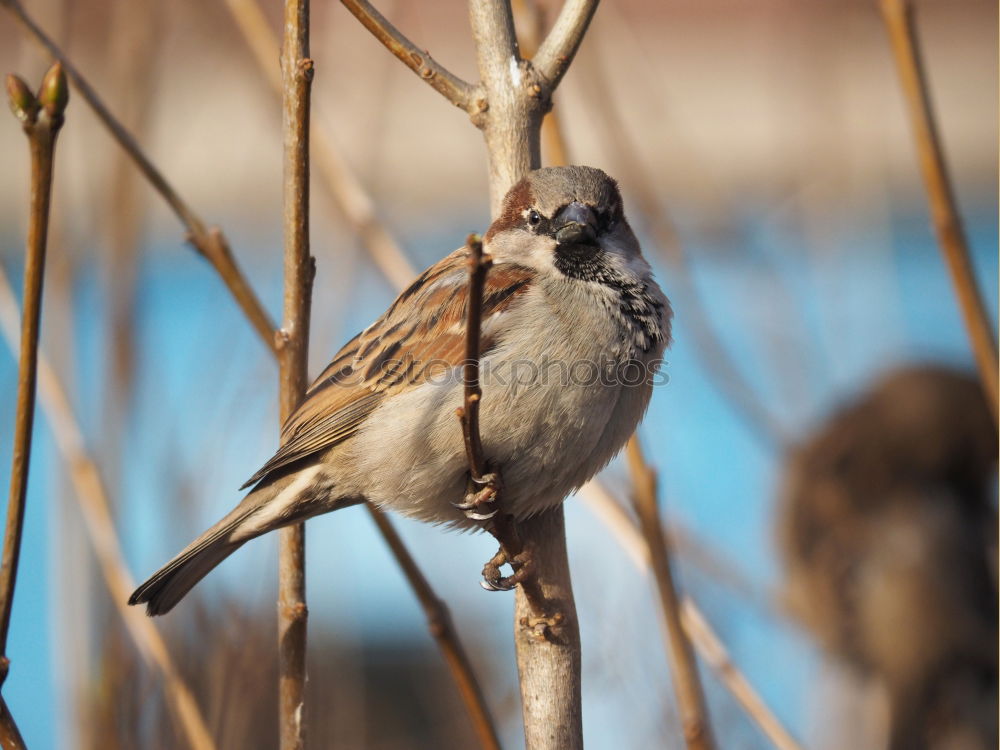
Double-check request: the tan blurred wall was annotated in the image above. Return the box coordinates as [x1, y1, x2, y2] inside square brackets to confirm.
[0, 0, 995, 254]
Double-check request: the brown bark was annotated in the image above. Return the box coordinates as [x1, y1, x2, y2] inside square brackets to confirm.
[879, 0, 998, 420]
[277, 1, 314, 747]
[0, 63, 69, 750]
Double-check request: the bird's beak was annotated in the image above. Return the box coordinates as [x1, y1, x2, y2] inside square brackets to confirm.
[553, 201, 598, 247]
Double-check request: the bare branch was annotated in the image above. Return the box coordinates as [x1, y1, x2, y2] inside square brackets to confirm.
[578, 480, 767, 605]
[878, 0, 998, 420]
[531, 0, 599, 92]
[223, 7, 502, 739]
[366, 507, 501, 750]
[0, 267, 217, 750]
[458, 234, 492, 482]
[512, 0, 571, 167]
[0, 63, 67, 709]
[583, 476, 805, 750]
[225, 0, 418, 290]
[626, 438, 715, 750]
[277, 1, 314, 747]
[0, 697, 24, 750]
[463, 4, 584, 747]
[340, 0, 476, 112]
[680, 604, 804, 750]
[468, 0, 540, 213]
[1, 0, 279, 354]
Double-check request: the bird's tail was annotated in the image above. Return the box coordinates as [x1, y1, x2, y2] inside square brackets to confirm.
[130, 463, 357, 615]
[128, 504, 255, 616]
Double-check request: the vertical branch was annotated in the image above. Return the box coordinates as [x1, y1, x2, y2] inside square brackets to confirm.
[0, 265, 217, 750]
[366, 507, 501, 750]
[468, 1, 540, 214]
[879, 0, 998, 419]
[466, 2, 595, 747]
[278, 2, 314, 748]
[457, 234, 493, 484]
[0, 66, 68, 740]
[626, 438, 714, 750]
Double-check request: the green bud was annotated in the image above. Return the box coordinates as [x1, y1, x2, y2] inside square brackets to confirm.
[37, 62, 68, 119]
[6, 74, 38, 125]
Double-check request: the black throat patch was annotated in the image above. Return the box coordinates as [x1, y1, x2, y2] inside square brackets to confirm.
[555, 246, 665, 355]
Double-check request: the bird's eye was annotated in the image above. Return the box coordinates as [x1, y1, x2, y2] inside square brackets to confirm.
[527, 209, 542, 226]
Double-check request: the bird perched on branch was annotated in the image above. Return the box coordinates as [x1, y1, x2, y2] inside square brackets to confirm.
[779, 365, 998, 750]
[130, 165, 671, 616]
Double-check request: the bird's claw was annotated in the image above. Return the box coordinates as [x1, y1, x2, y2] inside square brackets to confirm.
[480, 545, 532, 592]
[452, 472, 501, 522]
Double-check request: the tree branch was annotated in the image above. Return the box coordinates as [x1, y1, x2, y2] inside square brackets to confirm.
[0, 65, 68, 736]
[457, 234, 492, 484]
[878, 0, 998, 421]
[531, 0, 598, 92]
[626, 437, 715, 750]
[0, 698, 24, 750]
[224, 0, 418, 291]
[340, 0, 476, 112]
[0, 267, 217, 750]
[277, 1, 314, 747]
[512, 0, 571, 168]
[469, 0, 542, 214]
[1, 0, 279, 355]
[464, 3, 583, 747]
[579, 478, 804, 750]
[680, 604, 803, 750]
[366, 507, 501, 750]
[221, 7, 502, 744]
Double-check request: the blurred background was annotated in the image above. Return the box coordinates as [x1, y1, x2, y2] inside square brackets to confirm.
[0, 0, 996, 748]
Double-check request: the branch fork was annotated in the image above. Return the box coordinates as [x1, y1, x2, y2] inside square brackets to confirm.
[340, 0, 596, 131]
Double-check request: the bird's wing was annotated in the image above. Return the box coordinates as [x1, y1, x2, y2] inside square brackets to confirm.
[240, 249, 535, 489]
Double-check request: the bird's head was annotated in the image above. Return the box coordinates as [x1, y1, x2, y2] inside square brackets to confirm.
[484, 165, 645, 283]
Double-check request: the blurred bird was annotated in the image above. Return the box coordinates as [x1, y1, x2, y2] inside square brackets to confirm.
[130, 165, 672, 615]
[779, 365, 998, 750]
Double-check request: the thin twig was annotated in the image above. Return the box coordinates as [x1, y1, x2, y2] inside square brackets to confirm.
[339, 0, 476, 112]
[531, 0, 599, 91]
[366, 507, 501, 750]
[0, 65, 68, 728]
[878, 0, 998, 420]
[458, 233, 492, 483]
[626, 437, 715, 750]
[584, 474, 804, 750]
[456, 235, 538, 606]
[223, 0, 418, 291]
[0, 267, 217, 750]
[0, 698, 24, 750]
[0, 0, 279, 354]
[679, 604, 803, 750]
[277, 1, 314, 747]
[577, 480, 767, 605]
[222, 6, 501, 742]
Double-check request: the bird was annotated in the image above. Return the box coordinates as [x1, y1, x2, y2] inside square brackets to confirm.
[129, 165, 672, 616]
[778, 365, 997, 750]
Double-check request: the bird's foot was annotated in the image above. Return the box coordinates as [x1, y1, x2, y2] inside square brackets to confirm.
[480, 544, 533, 591]
[452, 471, 501, 521]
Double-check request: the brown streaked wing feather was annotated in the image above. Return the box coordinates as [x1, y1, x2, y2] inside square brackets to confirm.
[240, 249, 535, 490]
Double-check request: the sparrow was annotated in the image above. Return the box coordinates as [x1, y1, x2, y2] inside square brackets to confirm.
[779, 365, 997, 750]
[130, 165, 672, 616]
